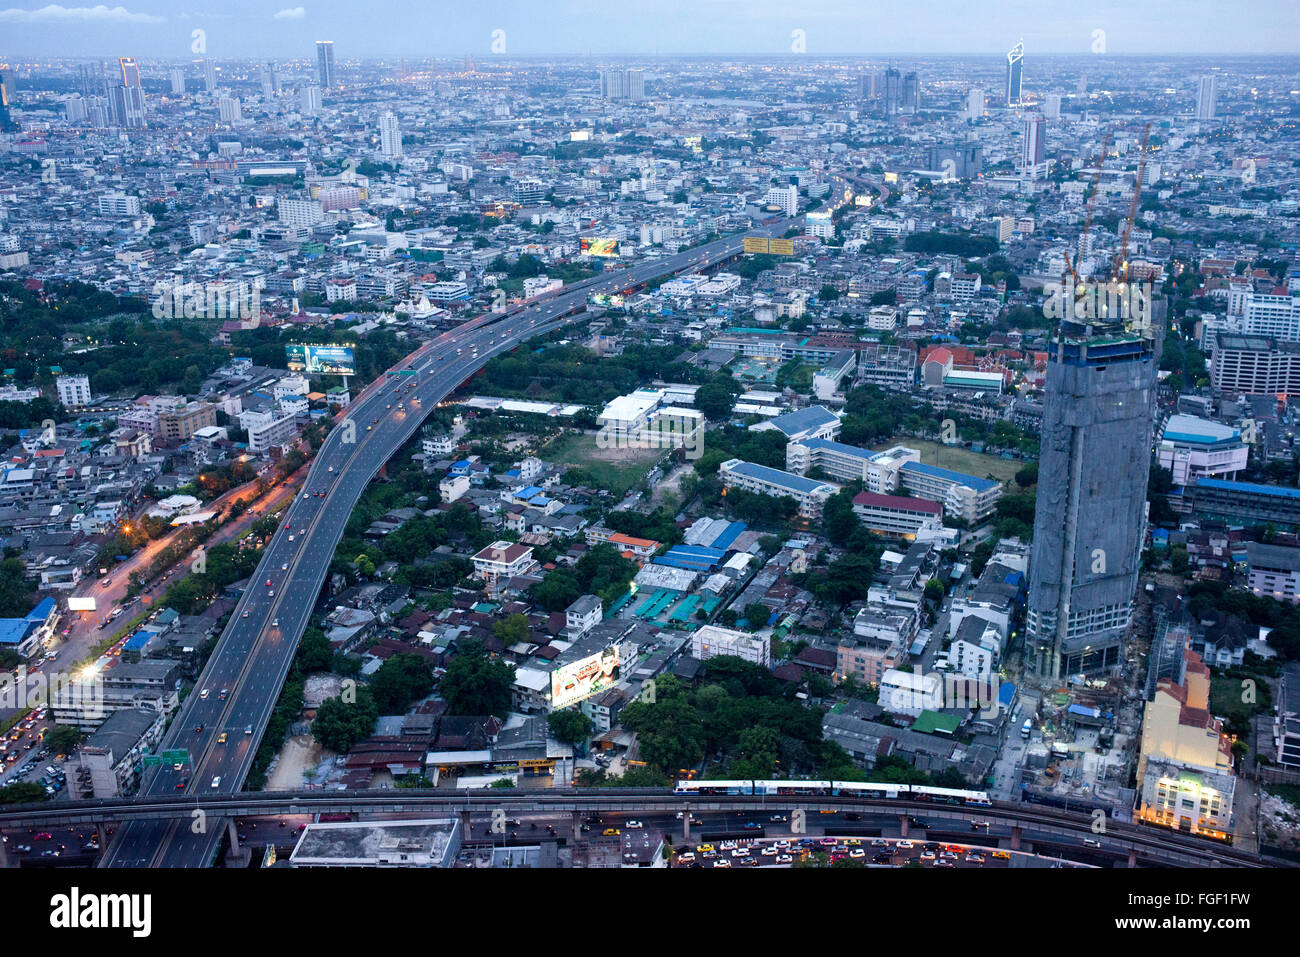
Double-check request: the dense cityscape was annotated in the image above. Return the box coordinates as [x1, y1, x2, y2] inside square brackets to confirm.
[0, 3, 1295, 903]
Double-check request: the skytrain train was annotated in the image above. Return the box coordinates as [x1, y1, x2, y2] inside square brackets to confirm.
[673, 780, 992, 806]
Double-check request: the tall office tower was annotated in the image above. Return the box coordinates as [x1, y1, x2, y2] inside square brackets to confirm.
[966, 87, 984, 121]
[926, 145, 983, 180]
[0, 65, 15, 107]
[300, 84, 322, 116]
[203, 57, 217, 92]
[78, 63, 94, 97]
[218, 95, 242, 123]
[858, 70, 878, 100]
[883, 66, 901, 116]
[260, 60, 279, 98]
[169, 67, 186, 95]
[118, 56, 141, 90]
[1045, 93, 1061, 119]
[1196, 75, 1217, 120]
[1027, 317, 1157, 678]
[379, 110, 403, 158]
[900, 72, 920, 113]
[1006, 40, 1024, 105]
[1022, 115, 1046, 170]
[316, 41, 336, 88]
[1077, 74, 1087, 95]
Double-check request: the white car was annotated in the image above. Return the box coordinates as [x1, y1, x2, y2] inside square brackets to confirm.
[199, 688, 209, 699]
[626, 820, 643, 829]
[210, 776, 221, 788]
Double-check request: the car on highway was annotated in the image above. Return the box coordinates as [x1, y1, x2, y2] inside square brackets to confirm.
[194, 723, 204, 733]
[626, 820, 643, 829]
[218, 688, 228, 700]
[244, 725, 253, 735]
[217, 732, 227, 744]
[199, 688, 209, 699]
[210, 776, 221, 789]
[242, 611, 250, 618]
[271, 618, 279, 627]
[602, 828, 620, 836]
[176, 777, 188, 789]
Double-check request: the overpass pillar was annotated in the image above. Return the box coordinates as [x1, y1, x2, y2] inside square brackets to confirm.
[459, 810, 471, 843]
[571, 811, 582, 845]
[1009, 826, 1021, 851]
[1127, 847, 1137, 868]
[0, 835, 10, 868]
[227, 819, 241, 854]
[97, 823, 109, 851]
[682, 807, 691, 842]
[898, 815, 909, 837]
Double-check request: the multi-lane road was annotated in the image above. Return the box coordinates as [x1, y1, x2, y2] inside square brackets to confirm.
[99, 220, 791, 867]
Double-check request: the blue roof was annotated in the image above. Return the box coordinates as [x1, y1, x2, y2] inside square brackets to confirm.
[709, 521, 746, 551]
[728, 461, 835, 495]
[26, 597, 55, 622]
[767, 405, 840, 438]
[123, 630, 153, 651]
[1067, 703, 1101, 719]
[799, 437, 879, 461]
[900, 460, 1000, 493]
[1196, 478, 1300, 500]
[998, 682, 1016, 706]
[517, 485, 544, 498]
[0, 621, 28, 646]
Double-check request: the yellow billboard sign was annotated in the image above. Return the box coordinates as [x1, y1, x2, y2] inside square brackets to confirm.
[743, 237, 770, 254]
[768, 238, 795, 256]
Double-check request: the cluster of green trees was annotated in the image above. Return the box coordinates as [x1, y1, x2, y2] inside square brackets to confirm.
[530, 544, 640, 611]
[480, 342, 719, 405]
[439, 638, 516, 717]
[158, 541, 263, 615]
[904, 231, 998, 258]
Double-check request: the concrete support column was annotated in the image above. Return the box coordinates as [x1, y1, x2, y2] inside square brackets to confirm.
[1127, 847, 1137, 868]
[459, 810, 471, 843]
[226, 819, 241, 853]
[1009, 826, 1021, 851]
[682, 806, 691, 841]
[898, 815, 909, 837]
[571, 811, 582, 845]
[97, 823, 109, 851]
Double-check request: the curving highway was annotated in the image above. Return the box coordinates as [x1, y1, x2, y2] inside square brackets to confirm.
[98, 219, 791, 867]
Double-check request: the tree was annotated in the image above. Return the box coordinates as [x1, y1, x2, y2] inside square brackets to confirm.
[1014, 461, 1039, 488]
[369, 654, 434, 714]
[548, 709, 594, 748]
[924, 579, 945, 603]
[439, 638, 516, 716]
[492, 613, 531, 646]
[743, 602, 772, 629]
[45, 725, 82, 755]
[312, 690, 379, 753]
[695, 381, 737, 420]
[0, 781, 49, 806]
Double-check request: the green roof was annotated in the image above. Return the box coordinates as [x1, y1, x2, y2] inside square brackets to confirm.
[910, 710, 961, 735]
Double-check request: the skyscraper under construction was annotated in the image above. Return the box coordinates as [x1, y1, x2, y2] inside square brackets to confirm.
[1027, 312, 1159, 679]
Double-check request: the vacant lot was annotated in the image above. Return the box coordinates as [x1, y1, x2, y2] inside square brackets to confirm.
[884, 437, 1023, 486]
[542, 430, 664, 495]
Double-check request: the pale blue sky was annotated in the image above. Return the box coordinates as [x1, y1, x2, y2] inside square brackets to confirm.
[1, 0, 1297, 57]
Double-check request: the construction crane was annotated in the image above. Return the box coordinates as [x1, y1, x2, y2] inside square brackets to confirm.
[1062, 133, 1113, 291]
[1111, 123, 1152, 285]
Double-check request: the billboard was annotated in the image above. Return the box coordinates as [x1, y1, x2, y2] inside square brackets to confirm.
[768, 238, 795, 256]
[580, 237, 621, 258]
[67, 597, 96, 612]
[743, 237, 770, 254]
[550, 644, 621, 710]
[286, 344, 356, 376]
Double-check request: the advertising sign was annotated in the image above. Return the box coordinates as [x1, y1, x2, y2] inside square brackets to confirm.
[743, 237, 770, 254]
[550, 645, 621, 709]
[768, 238, 795, 256]
[285, 344, 356, 376]
[67, 597, 97, 612]
[580, 237, 621, 258]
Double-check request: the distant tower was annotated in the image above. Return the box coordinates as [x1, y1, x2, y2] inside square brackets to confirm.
[1006, 40, 1024, 106]
[1045, 93, 1062, 119]
[316, 41, 336, 88]
[1196, 75, 1217, 120]
[966, 87, 984, 121]
[1022, 115, 1046, 172]
[300, 84, 322, 117]
[203, 58, 217, 93]
[379, 110, 403, 158]
[883, 66, 901, 116]
[1027, 316, 1158, 679]
[117, 56, 146, 128]
[169, 67, 185, 95]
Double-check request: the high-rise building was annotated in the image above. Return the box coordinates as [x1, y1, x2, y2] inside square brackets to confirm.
[599, 68, 645, 101]
[118, 57, 141, 90]
[0, 64, 15, 107]
[966, 87, 984, 121]
[218, 95, 242, 123]
[883, 67, 901, 116]
[169, 67, 186, 95]
[1022, 115, 1046, 170]
[926, 145, 983, 180]
[900, 72, 920, 113]
[1006, 40, 1024, 106]
[203, 58, 217, 93]
[261, 60, 279, 98]
[316, 41, 336, 88]
[379, 110, 403, 158]
[300, 84, 322, 116]
[1027, 316, 1158, 678]
[1196, 75, 1217, 120]
[1045, 93, 1062, 119]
